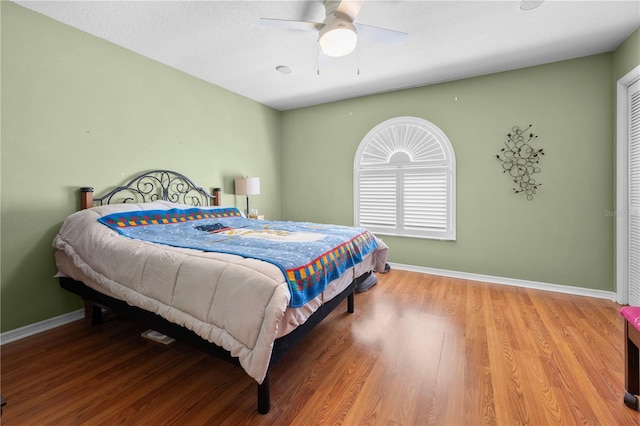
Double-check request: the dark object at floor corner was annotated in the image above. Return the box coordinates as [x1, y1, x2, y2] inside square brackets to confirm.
[355, 273, 378, 293]
[624, 392, 639, 410]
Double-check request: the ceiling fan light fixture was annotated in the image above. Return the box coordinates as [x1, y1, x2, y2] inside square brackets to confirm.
[319, 21, 357, 57]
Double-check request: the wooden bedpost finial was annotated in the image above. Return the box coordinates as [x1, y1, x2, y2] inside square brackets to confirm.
[80, 187, 94, 210]
[213, 188, 221, 207]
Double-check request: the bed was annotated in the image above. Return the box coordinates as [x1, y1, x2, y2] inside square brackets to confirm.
[52, 169, 388, 414]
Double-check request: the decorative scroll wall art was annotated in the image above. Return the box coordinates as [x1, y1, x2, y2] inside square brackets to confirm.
[496, 125, 545, 200]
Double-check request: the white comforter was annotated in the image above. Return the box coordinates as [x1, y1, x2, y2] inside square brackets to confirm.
[52, 201, 388, 384]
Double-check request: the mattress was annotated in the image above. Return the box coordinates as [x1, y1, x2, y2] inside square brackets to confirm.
[53, 201, 388, 384]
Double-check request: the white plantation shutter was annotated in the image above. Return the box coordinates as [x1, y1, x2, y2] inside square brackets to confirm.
[629, 78, 640, 305]
[354, 117, 456, 240]
[358, 171, 397, 229]
[404, 170, 449, 231]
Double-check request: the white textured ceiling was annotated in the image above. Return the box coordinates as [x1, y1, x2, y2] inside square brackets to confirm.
[15, 0, 640, 111]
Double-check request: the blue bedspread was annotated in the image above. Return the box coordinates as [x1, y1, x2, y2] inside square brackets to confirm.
[97, 207, 378, 307]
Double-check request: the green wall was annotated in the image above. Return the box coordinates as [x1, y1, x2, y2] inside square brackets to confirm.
[282, 54, 616, 291]
[0, 2, 282, 332]
[614, 27, 640, 81]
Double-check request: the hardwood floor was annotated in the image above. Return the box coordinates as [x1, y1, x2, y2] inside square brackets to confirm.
[2, 270, 639, 425]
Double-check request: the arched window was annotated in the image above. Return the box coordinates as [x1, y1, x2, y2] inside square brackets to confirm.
[354, 116, 456, 240]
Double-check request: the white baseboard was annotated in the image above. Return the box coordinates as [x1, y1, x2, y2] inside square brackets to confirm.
[389, 263, 618, 302]
[0, 309, 84, 345]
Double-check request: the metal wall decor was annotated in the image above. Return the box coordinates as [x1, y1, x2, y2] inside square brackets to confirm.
[496, 125, 545, 200]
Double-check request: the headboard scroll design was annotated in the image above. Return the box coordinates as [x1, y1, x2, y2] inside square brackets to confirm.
[80, 170, 221, 209]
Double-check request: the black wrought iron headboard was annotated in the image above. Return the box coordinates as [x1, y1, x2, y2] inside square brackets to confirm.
[80, 170, 221, 209]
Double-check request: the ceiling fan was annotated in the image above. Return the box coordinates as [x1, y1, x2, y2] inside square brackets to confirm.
[259, 0, 408, 58]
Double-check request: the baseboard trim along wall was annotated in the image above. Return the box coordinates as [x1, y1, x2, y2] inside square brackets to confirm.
[390, 262, 618, 302]
[0, 309, 84, 345]
[0, 265, 618, 345]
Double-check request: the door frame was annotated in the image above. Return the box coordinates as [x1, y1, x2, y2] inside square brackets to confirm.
[616, 64, 640, 305]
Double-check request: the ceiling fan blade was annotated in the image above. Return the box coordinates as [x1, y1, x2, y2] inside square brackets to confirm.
[259, 18, 323, 32]
[335, 0, 365, 21]
[355, 23, 408, 44]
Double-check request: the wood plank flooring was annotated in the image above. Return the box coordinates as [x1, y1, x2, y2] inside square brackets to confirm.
[2, 270, 639, 425]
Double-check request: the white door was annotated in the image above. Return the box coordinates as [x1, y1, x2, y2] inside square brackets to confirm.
[626, 77, 640, 305]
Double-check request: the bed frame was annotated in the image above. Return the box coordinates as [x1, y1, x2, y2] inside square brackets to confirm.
[58, 169, 365, 414]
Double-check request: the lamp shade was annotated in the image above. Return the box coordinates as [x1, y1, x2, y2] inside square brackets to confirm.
[235, 177, 261, 196]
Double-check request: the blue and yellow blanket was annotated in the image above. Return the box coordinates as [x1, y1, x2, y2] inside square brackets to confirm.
[98, 207, 378, 307]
